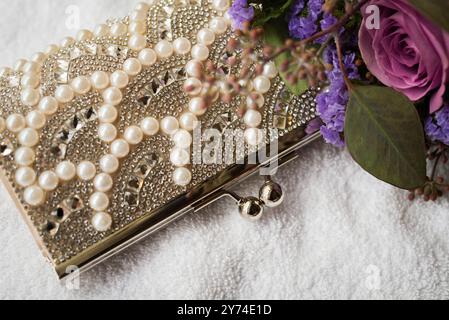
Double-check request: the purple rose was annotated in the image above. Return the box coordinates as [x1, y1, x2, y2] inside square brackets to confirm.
[359, 0, 449, 113]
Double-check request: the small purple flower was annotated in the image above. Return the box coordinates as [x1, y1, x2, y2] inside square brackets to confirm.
[228, 0, 255, 31]
[288, 0, 324, 40]
[425, 104, 449, 145]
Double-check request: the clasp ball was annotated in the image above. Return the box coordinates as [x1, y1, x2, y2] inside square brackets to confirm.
[259, 180, 284, 208]
[238, 197, 264, 221]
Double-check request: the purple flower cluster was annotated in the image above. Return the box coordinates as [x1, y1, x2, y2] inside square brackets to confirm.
[425, 105, 449, 145]
[288, 0, 324, 40]
[228, 0, 255, 31]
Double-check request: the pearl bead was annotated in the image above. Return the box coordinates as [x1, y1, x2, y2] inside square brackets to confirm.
[89, 192, 109, 212]
[26, 111, 46, 130]
[100, 154, 120, 174]
[56, 161, 76, 181]
[77, 161, 97, 181]
[253, 76, 271, 94]
[76, 29, 93, 41]
[0, 67, 11, 77]
[22, 61, 39, 74]
[14, 59, 27, 72]
[98, 123, 117, 143]
[23, 185, 45, 206]
[244, 128, 264, 146]
[213, 0, 230, 11]
[21, 73, 40, 88]
[244, 110, 262, 128]
[15, 167, 36, 187]
[184, 78, 202, 96]
[18, 128, 39, 147]
[172, 167, 192, 186]
[155, 40, 174, 59]
[173, 129, 192, 148]
[170, 147, 190, 167]
[61, 37, 75, 47]
[124, 126, 143, 145]
[197, 28, 215, 46]
[91, 212, 112, 232]
[129, 21, 146, 34]
[94, 24, 110, 37]
[123, 58, 142, 76]
[110, 139, 130, 158]
[140, 117, 159, 136]
[246, 93, 265, 109]
[179, 113, 198, 131]
[160, 116, 179, 135]
[110, 70, 129, 89]
[38, 97, 58, 115]
[21, 88, 40, 106]
[0, 117, 5, 133]
[186, 60, 203, 78]
[55, 85, 75, 103]
[210, 17, 228, 34]
[45, 44, 59, 55]
[110, 23, 127, 37]
[130, 9, 147, 22]
[94, 173, 113, 192]
[98, 104, 118, 123]
[6, 114, 26, 133]
[173, 37, 191, 55]
[138, 48, 157, 66]
[102, 87, 123, 106]
[14, 147, 35, 166]
[128, 34, 147, 51]
[38, 171, 59, 191]
[189, 97, 207, 116]
[263, 61, 278, 79]
[191, 44, 209, 61]
[71, 76, 91, 94]
[91, 71, 110, 90]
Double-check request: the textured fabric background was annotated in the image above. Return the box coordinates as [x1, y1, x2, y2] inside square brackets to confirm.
[1, 0, 449, 300]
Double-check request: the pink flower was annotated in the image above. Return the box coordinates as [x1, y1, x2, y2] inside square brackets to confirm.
[359, 0, 449, 113]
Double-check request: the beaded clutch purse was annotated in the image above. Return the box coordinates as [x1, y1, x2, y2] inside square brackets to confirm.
[0, 0, 319, 280]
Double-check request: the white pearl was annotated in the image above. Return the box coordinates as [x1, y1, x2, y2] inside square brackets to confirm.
[98, 123, 117, 143]
[138, 48, 157, 66]
[140, 117, 159, 136]
[191, 44, 209, 61]
[23, 185, 45, 206]
[26, 111, 46, 130]
[38, 96, 58, 115]
[244, 128, 264, 146]
[172, 167, 192, 186]
[77, 161, 96, 181]
[124, 126, 143, 145]
[71, 76, 91, 94]
[6, 114, 26, 133]
[102, 87, 123, 106]
[244, 110, 262, 128]
[18, 128, 39, 147]
[186, 60, 203, 78]
[123, 58, 142, 76]
[197, 28, 215, 46]
[179, 113, 198, 131]
[56, 161, 76, 181]
[38, 171, 59, 191]
[263, 61, 278, 79]
[55, 85, 75, 103]
[21, 88, 40, 106]
[61, 37, 75, 47]
[76, 29, 93, 41]
[210, 17, 228, 34]
[130, 9, 147, 22]
[110, 139, 130, 158]
[128, 34, 147, 51]
[98, 104, 118, 123]
[0, 67, 11, 77]
[160, 116, 179, 135]
[213, 0, 230, 11]
[0, 117, 5, 133]
[110, 23, 128, 37]
[173, 129, 192, 148]
[253, 76, 271, 94]
[110, 70, 129, 89]
[184, 78, 202, 96]
[45, 44, 59, 55]
[155, 40, 174, 59]
[94, 173, 113, 192]
[91, 212, 112, 232]
[173, 37, 191, 55]
[91, 71, 110, 90]
[14, 147, 35, 166]
[15, 167, 36, 187]
[189, 97, 207, 116]
[21, 73, 40, 88]
[129, 21, 146, 35]
[100, 154, 120, 174]
[170, 147, 190, 167]
[246, 93, 265, 109]
[14, 59, 27, 72]
[89, 192, 110, 212]
[22, 61, 39, 74]
[94, 24, 110, 37]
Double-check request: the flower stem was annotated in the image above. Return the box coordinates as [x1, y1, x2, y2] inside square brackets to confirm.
[334, 33, 352, 89]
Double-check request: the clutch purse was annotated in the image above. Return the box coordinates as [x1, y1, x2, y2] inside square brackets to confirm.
[0, 0, 319, 280]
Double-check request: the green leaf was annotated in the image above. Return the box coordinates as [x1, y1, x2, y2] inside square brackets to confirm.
[263, 19, 308, 96]
[345, 85, 427, 190]
[408, 0, 449, 33]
